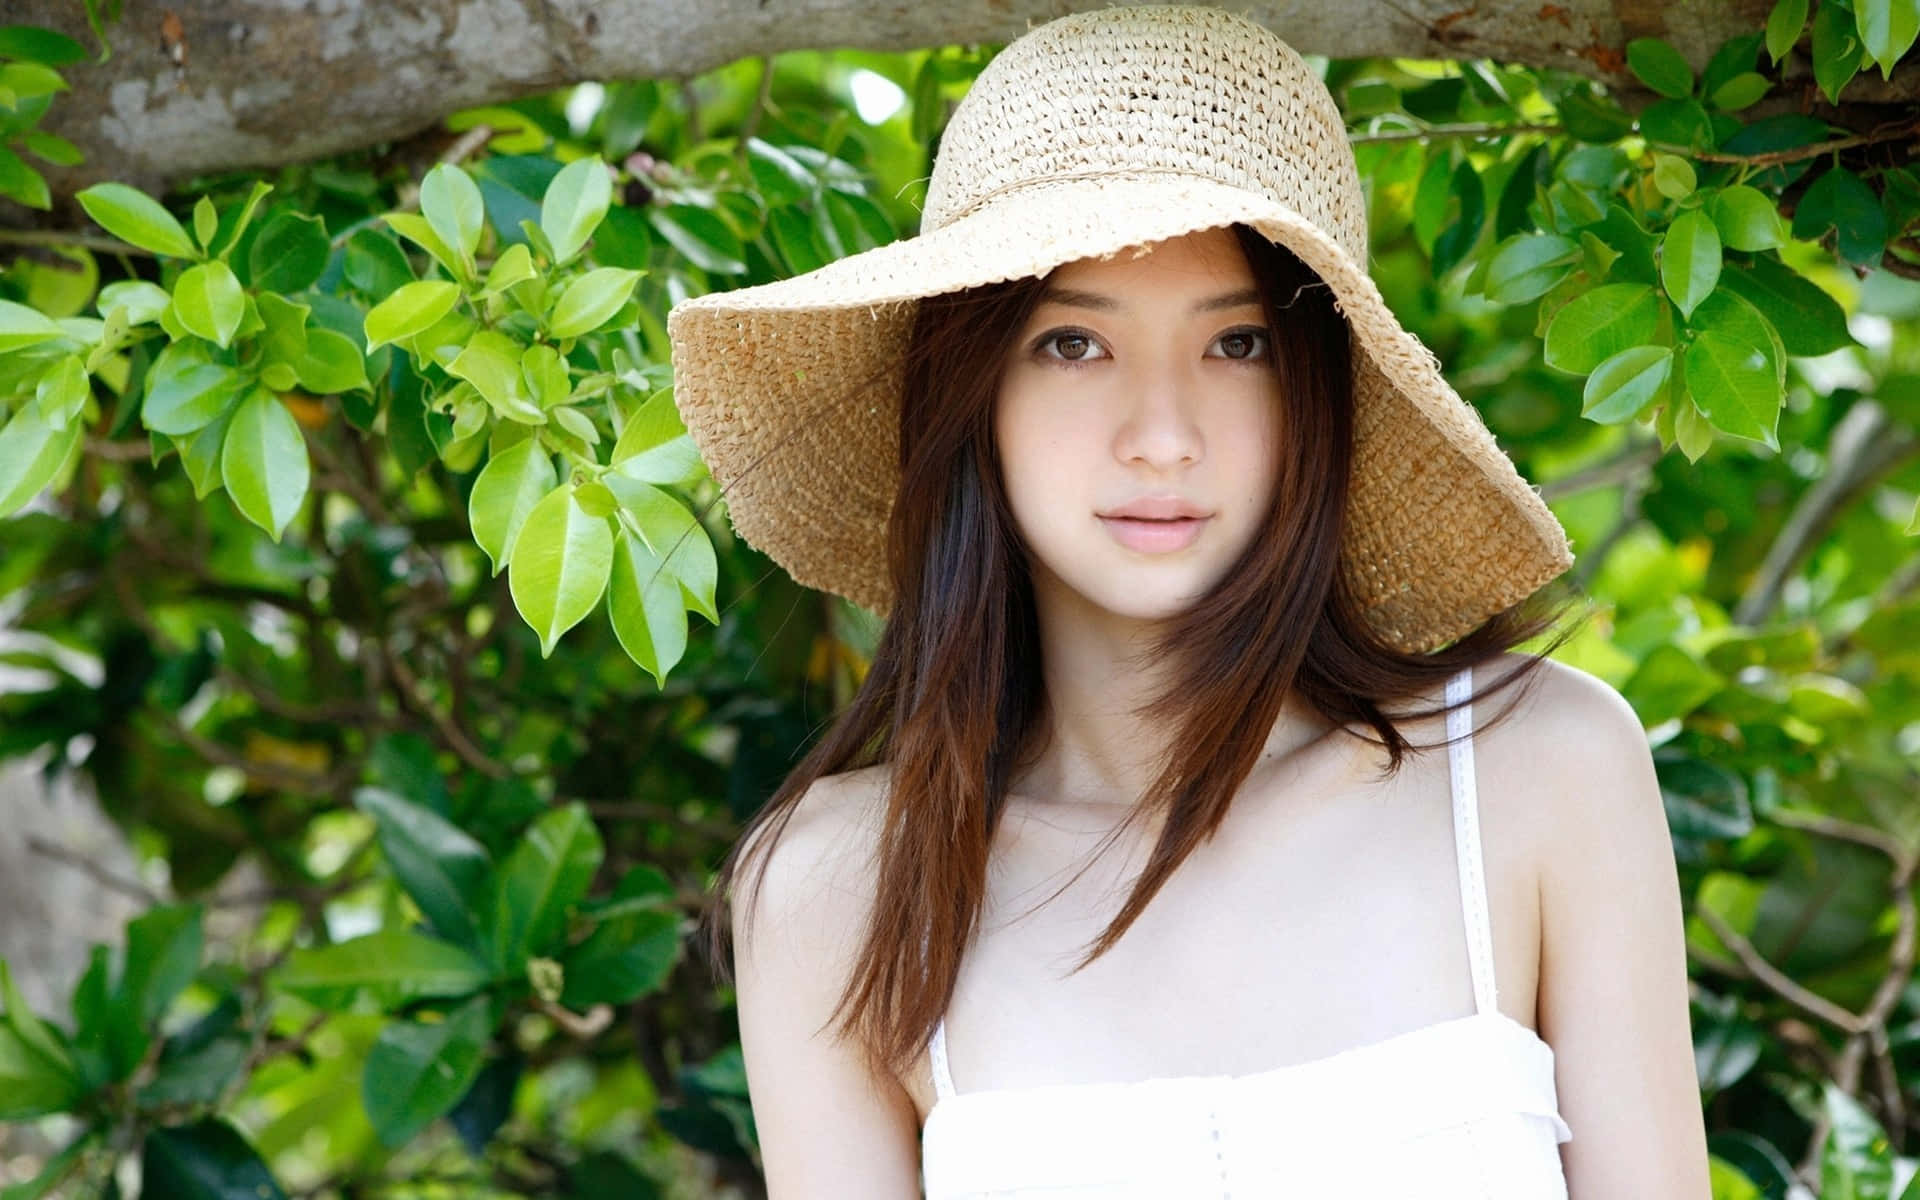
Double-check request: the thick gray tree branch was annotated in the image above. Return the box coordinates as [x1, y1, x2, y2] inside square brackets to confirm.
[16, 0, 1918, 205]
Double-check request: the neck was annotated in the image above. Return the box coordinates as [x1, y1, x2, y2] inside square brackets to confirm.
[1010, 582, 1338, 820]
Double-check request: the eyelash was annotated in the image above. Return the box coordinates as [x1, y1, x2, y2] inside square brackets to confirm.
[1031, 326, 1273, 370]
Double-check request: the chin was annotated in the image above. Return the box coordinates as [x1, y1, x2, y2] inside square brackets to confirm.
[1055, 572, 1221, 625]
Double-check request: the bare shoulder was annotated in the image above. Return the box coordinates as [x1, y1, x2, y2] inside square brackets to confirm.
[730, 763, 923, 1197]
[732, 763, 891, 960]
[1466, 648, 1666, 864]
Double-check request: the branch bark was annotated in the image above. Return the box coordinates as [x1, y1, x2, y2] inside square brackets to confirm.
[19, 0, 1920, 204]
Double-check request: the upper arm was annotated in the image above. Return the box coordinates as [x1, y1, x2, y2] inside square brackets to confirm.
[1524, 659, 1712, 1199]
[730, 773, 923, 1199]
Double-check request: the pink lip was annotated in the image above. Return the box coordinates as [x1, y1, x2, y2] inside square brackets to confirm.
[1096, 497, 1212, 553]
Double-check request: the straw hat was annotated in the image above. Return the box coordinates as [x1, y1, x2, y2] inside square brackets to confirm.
[664, 3, 1574, 654]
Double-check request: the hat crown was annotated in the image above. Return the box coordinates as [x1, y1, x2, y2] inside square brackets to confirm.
[921, 5, 1369, 266]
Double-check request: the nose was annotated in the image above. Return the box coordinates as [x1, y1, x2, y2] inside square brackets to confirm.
[1112, 365, 1203, 471]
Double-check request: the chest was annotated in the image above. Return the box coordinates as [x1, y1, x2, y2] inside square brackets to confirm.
[903, 734, 1543, 1124]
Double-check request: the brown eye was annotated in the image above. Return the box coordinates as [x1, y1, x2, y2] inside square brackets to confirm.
[1037, 330, 1107, 366]
[1213, 328, 1271, 361]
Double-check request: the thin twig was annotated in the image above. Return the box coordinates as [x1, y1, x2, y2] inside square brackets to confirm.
[0, 228, 156, 256]
[1735, 399, 1920, 624]
[1695, 905, 1864, 1034]
[1538, 438, 1663, 503]
[1350, 120, 1562, 143]
[24, 835, 162, 905]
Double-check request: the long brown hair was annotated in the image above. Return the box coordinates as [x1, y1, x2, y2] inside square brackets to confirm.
[697, 223, 1587, 1085]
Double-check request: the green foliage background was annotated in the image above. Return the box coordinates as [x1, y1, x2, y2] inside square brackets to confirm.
[1, 2, 1919, 1196]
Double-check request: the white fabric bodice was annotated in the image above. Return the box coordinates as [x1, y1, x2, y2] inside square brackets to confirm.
[919, 665, 1573, 1198]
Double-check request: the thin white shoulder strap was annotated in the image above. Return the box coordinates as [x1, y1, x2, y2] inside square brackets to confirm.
[929, 1018, 957, 1100]
[1446, 664, 1500, 1018]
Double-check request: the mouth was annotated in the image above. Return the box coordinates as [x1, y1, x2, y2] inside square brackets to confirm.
[1096, 510, 1211, 553]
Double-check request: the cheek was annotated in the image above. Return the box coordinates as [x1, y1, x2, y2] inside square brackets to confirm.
[994, 380, 1082, 502]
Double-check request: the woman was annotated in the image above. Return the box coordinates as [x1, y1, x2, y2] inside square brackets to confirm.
[667, 6, 1708, 1196]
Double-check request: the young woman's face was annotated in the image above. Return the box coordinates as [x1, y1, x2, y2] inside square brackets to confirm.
[994, 226, 1284, 625]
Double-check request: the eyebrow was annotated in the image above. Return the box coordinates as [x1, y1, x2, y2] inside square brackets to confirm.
[1035, 285, 1265, 315]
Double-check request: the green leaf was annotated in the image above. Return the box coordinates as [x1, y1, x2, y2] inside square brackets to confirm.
[97, 280, 172, 326]
[1483, 233, 1578, 304]
[0, 960, 79, 1117]
[356, 789, 494, 954]
[482, 242, 536, 296]
[611, 390, 704, 486]
[0, 1025, 82, 1120]
[364, 280, 461, 352]
[1583, 345, 1673, 423]
[508, 485, 614, 657]
[294, 329, 371, 395]
[1651, 153, 1696, 200]
[1556, 85, 1636, 142]
[609, 527, 689, 684]
[1767, 0, 1811, 64]
[364, 997, 492, 1149]
[1822, 1083, 1896, 1200]
[1792, 167, 1889, 265]
[1623, 643, 1724, 725]
[0, 62, 65, 101]
[1430, 160, 1485, 279]
[171, 261, 246, 348]
[420, 163, 485, 272]
[141, 1118, 287, 1200]
[1718, 257, 1855, 356]
[1638, 97, 1716, 151]
[0, 145, 50, 210]
[1543, 283, 1662, 374]
[344, 227, 416, 296]
[491, 803, 603, 968]
[1671, 390, 1716, 462]
[1812, 0, 1866, 103]
[539, 156, 613, 266]
[547, 267, 642, 340]
[469, 437, 558, 574]
[0, 26, 88, 63]
[178, 404, 233, 500]
[220, 389, 310, 540]
[76, 182, 198, 258]
[1627, 37, 1694, 99]
[1687, 289, 1785, 393]
[33, 355, 88, 431]
[382, 211, 467, 281]
[205, 179, 275, 261]
[1684, 330, 1782, 449]
[143, 342, 246, 436]
[0, 299, 64, 353]
[192, 196, 217, 252]
[279, 930, 491, 1010]
[745, 138, 815, 207]
[447, 330, 545, 424]
[247, 210, 330, 292]
[22, 131, 83, 170]
[1709, 185, 1789, 251]
[560, 906, 681, 1008]
[1856, 0, 1920, 77]
[1708, 72, 1771, 111]
[521, 343, 571, 410]
[605, 475, 718, 623]
[1661, 208, 1722, 320]
[648, 204, 747, 274]
[118, 904, 204, 1027]
[0, 402, 83, 518]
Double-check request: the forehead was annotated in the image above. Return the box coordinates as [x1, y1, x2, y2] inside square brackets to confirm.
[1040, 226, 1255, 296]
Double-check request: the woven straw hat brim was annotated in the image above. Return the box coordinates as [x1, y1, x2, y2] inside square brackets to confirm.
[667, 171, 1573, 654]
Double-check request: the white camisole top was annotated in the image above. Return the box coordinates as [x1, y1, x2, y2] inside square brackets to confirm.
[919, 665, 1573, 1198]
